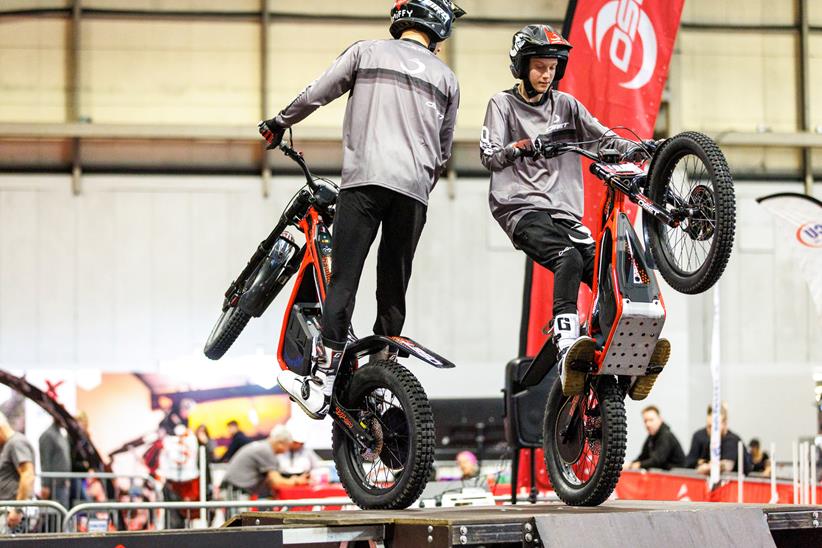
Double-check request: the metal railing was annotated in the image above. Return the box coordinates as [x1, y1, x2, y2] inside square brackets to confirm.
[63, 497, 353, 532]
[0, 500, 68, 535]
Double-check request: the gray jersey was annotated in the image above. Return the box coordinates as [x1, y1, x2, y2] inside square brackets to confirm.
[222, 440, 280, 495]
[480, 88, 630, 239]
[275, 39, 460, 206]
[0, 433, 34, 500]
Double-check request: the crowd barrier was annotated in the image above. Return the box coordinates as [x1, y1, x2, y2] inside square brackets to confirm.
[0, 500, 67, 534]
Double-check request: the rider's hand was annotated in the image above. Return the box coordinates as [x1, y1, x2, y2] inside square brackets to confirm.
[258, 119, 286, 149]
[625, 139, 662, 162]
[504, 139, 535, 161]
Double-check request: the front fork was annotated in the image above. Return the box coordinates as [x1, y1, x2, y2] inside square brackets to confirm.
[329, 398, 377, 453]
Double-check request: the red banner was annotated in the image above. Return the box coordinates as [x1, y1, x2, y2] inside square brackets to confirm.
[523, 0, 685, 356]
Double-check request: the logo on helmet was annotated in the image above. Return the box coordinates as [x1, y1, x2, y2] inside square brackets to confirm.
[510, 33, 527, 57]
[797, 222, 822, 248]
[582, 0, 657, 90]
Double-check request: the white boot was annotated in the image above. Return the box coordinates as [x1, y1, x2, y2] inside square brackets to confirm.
[278, 336, 339, 419]
[553, 313, 580, 352]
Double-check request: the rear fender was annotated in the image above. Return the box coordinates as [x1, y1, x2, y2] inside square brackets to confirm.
[344, 335, 455, 369]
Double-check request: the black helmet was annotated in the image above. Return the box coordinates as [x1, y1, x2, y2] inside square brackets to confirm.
[390, 0, 466, 46]
[509, 25, 573, 83]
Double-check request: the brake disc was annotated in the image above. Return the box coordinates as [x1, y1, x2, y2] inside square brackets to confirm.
[359, 416, 383, 463]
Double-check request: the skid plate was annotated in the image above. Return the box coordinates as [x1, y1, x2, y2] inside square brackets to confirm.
[599, 299, 665, 376]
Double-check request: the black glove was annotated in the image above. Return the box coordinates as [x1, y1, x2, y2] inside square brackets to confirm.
[533, 134, 563, 159]
[258, 119, 286, 149]
[625, 139, 662, 161]
[504, 139, 535, 161]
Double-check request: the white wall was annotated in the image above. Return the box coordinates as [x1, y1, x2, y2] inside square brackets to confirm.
[0, 175, 819, 459]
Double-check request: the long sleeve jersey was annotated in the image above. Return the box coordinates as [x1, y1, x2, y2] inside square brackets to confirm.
[480, 87, 629, 239]
[274, 39, 460, 206]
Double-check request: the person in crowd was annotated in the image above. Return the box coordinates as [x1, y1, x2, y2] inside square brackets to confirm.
[626, 406, 686, 470]
[0, 411, 35, 532]
[277, 427, 322, 478]
[195, 424, 216, 499]
[222, 425, 308, 498]
[221, 419, 251, 463]
[38, 420, 72, 509]
[456, 451, 479, 480]
[268, 0, 463, 419]
[195, 424, 216, 462]
[70, 410, 94, 502]
[749, 438, 771, 475]
[687, 404, 752, 475]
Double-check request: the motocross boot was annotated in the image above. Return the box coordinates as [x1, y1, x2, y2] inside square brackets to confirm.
[628, 338, 671, 400]
[278, 335, 341, 419]
[558, 336, 597, 396]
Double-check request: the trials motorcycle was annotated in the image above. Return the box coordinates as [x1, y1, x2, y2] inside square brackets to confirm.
[517, 131, 735, 506]
[203, 130, 452, 510]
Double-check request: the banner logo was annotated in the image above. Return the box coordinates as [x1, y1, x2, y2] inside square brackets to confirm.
[582, 0, 658, 90]
[797, 222, 822, 248]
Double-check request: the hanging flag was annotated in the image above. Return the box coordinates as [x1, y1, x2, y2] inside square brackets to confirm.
[521, 0, 686, 356]
[757, 192, 822, 324]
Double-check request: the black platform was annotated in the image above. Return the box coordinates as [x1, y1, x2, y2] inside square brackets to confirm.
[9, 501, 821, 547]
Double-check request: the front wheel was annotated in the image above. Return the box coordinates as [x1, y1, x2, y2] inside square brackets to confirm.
[645, 131, 736, 294]
[543, 375, 626, 506]
[203, 305, 251, 360]
[332, 361, 434, 509]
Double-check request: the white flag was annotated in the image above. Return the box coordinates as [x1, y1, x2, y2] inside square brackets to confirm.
[757, 193, 822, 325]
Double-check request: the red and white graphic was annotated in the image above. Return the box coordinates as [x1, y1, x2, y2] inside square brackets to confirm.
[582, 0, 658, 89]
[797, 222, 822, 248]
[522, 0, 684, 356]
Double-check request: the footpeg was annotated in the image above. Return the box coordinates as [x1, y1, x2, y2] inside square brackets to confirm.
[629, 338, 670, 400]
[561, 337, 596, 396]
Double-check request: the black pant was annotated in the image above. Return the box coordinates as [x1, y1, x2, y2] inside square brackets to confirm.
[512, 211, 595, 317]
[321, 185, 427, 348]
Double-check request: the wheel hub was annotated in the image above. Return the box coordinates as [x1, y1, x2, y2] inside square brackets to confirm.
[683, 184, 715, 241]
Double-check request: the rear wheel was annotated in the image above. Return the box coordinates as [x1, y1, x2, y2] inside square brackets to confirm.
[332, 361, 434, 509]
[203, 305, 251, 360]
[645, 131, 736, 294]
[543, 375, 626, 506]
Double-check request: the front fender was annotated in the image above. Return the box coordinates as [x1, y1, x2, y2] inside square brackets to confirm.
[345, 335, 455, 369]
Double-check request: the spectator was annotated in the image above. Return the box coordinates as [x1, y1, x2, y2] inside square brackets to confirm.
[687, 404, 752, 475]
[222, 425, 308, 498]
[38, 420, 71, 509]
[195, 424, 216, 462]
[195, 424, 216, 499]
[627, 406, 686, 470]
[0, 411, 35, 531]
[221, 420, 251, 463]
[277, 427, 321, 478]
[456, 451, 479, 480]
[750, 438, 771, 475]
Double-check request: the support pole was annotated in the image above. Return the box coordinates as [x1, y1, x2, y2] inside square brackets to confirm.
[70, 0, 83, 196]
[793, 441, 799, 504]
[798, 0, 814, 196]
[260, 0, 271, 198]
[737, 440, 743, 503]
[769, 442, 778, 504]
